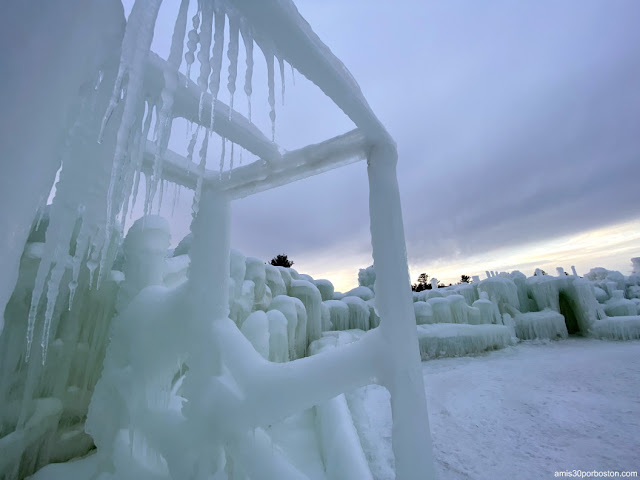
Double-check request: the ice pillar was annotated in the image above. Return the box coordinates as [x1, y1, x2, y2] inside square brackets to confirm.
[366, 143, 436, 480]
[185, 187, 231, 387]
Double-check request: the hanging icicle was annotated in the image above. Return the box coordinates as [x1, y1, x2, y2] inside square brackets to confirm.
[197, 0, 214, 123]
[264, 49, 276, 142]
[240, 20, 254, 123]
[192, 131, 209, 217]
[147, 0, 190, 219]
[219, 136, 226, 178]
[101, 0, 163, 285]
[209, 2, 226, 128]
[184, 2, 202, 84]
[229, 142, 235, 178]
[278, 57, 286, 106]
[130, 100, 155, 217]
[227, 13, 240, 116]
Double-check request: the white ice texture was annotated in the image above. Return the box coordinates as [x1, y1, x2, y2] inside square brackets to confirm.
[2, 0, 640, 479]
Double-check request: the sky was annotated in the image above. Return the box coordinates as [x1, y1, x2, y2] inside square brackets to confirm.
[124, 0, 640, 292]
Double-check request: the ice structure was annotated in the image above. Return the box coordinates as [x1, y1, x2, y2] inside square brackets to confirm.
[402, 261, 640, 357]
[0, 0, 434, 478]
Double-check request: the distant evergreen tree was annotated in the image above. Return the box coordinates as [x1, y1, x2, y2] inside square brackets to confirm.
[460, 274, 471, 283]
[412, 273, 430, 292]
[270, 254, 294, 268]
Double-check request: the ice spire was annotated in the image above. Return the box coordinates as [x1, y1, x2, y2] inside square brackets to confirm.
[240, 21, 254, 122]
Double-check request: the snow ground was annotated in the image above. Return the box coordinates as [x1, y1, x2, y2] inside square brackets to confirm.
[350, 338, 640, 480]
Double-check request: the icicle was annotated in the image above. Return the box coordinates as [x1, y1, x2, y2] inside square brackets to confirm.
[227, 14, 240, 117]
[98, 0, 150, 143]
[102, 0, 163, 283]
[68, 206, 89, 311]
[291, 64, 296, 86]
[147, 0, 190, 219]
[26, 193, 81, 361]
[219, 136, 226, 178]
[94, 70, 105, 91]
[34, 200, 46, 232]
[186, 126, 200, 166]
[41, 260, 66, 364]
[278, 57, 285, 106]
[130, 100, 155, 217]
[239, 145, 243, 166]
[171, 184, 181, 216]
[87, 242, 102, 289]
[27, 264, 49, 360]
[241, 21, 254, 123]
[209, 3, 226, 128]
[184, 3, 201, 84]
[229, 142, 235, 177]
[265, 50, 276, 142]
[197, 0, 214, 122]
[192, 131, 209, 217]
[158, 179, 167, 213]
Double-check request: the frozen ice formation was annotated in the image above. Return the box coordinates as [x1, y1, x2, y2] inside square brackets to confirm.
[0, 0, 434, 478]
[2, 0, 640, 479]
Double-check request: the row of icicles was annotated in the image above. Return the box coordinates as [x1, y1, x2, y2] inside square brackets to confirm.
[26, 0, 293, 364]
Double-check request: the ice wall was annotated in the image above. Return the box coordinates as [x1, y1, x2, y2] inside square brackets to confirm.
[0, 0, 125, 336]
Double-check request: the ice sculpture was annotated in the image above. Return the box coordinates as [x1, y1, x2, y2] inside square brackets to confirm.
[0, 0, 435, 478]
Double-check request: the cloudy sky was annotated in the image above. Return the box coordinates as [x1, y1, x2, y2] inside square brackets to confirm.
[128, 0, 640, 292]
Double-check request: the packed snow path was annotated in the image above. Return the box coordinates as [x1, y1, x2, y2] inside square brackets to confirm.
[351, 338, 640, 480]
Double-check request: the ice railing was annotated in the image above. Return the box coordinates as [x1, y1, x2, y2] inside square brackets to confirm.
[23, 0, 436, 478]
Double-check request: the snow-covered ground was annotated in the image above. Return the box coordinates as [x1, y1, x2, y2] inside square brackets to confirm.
[350, 338, 640, 480]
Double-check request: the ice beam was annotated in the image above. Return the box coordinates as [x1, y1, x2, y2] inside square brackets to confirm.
[141, 129, 368, 196]
[145, 53, 280, 163]
[231, 0, 393, 145]
[222, 129, 368, 199]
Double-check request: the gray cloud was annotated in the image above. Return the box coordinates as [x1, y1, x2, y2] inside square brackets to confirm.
[153, 0, 640, 277]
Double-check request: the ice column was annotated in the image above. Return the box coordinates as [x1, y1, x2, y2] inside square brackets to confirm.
[180, 188, 230, 457]
[367, 143, 436, 480]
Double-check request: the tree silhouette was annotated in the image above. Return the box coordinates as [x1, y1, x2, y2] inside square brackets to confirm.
[460, 274, 471, 284]
[270, 254, 294, 268]
[412, 273, 430, 292]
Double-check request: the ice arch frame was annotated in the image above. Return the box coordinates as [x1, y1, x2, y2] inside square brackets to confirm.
[0, 0, 435, 477]
[133, 1, 436, 477]
[122, 0, 436, 477]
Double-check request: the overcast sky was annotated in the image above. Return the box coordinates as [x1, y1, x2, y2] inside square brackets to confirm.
[128, 0, 640, 291]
